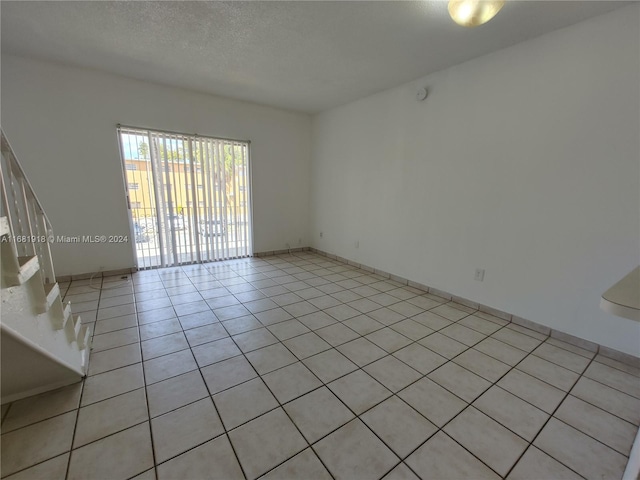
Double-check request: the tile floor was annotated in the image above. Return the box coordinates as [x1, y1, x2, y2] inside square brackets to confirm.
[1, 252, 639, 480]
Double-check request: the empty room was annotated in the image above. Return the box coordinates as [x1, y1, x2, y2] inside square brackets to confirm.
[1, 1, 639, 479]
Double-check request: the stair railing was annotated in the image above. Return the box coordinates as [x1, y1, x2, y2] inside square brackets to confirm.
[0, 130, 56, 284]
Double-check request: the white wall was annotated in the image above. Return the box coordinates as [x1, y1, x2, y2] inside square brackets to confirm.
[310, 5, 640, 355]
[1, 56, 311, 276]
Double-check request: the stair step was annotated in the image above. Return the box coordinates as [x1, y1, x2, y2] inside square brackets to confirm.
[52, 301, 71, 330]
[0, 217, 9, 238]
[16, 256, 40, 284]
[43, 282, 61, 309]
[77, 324, 91, 350]
[64, 314, 82, 345]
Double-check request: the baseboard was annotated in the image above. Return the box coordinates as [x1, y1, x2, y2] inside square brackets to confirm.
[307, 247, 639, 368]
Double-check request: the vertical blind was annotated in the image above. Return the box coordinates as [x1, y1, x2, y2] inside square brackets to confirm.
[117, 126, 252, 269]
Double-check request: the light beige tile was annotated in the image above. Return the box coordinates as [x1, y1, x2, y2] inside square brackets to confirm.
[68, 423, 153, 480]
[473, 338, 528, 366]
[453, 349, 511, 382]
[284, 387, 354, 443]
[262, 448, 332, 480]
[255, 307, 294, 326]
[192, 337, 242, 367]
[74, 388, 148, 448]
[283, 300, 319, 317]
[284, 332, 332, 359]
[583, 361, 640, 398]
[382, 462, 420, 480]
[407, 431, 500, 480]
[492, 328, 542, 352]
[406, 295, 444, 310]
[347, 298, 382, 314]
[93, 313, 137, 335]
[532, 343, 591, 373]
[342, 315, 385, 335]
[0, 411, 76, 477]
[367, 307, 405, 326]
[497, 369, 565, 414]
[388, 301, 424, 318]
[88, 343, 141, 376]
[315, 419, 398, 480]
[393, 343, 447, 375]
[594, 354, 640, 377]
[267, 319, 311, 341]
[222, 315, 262, 335]
[130, 468, 157, 480]
[91, 327, 140, 352]
[363, 356, 422, 393]
[157, 435, 243, 480]
[262, 362, 322, 403]
[390, 319, 433, 341]
[458, 315, 503, 335]
[418, 332, 467, 358]
[507, 446, 583, 480]
[82, 363, 144, 406]
[411, 311, 452, 331]
[146, 371, 209, 418]
[431, 304, 469, 321]
[328, 370, 391, 414]
[141, 332, 189, 360]
[315, 323, 360, 346]
[201, 355, 257, 394]
[97, 303, 136, 321]
[440, 323, 486, 347]
[232, 328, 279, 352]
[365, 328, 413, 353]
[444, 407, 528, 477]
[229, 408, 307, 479]
[337, 337, 387, 367]
[151, 398, 224, 463]
[571, 376, 640, 425]
[473, 386, 549, 441]
[517, 355, 579, 391]
[428, 362, 491, 403]
[398, 377, 467, 427]
[533, 418, 627, 480]
[178, 310, 217, 329]
[3, 453, 69, 480]
[213, 378, 278, 430]
[246, 343, 298, 374]
[143, 349, 198, 385]
[555, 395, 638, 455]
[137, 307, 176, 325]
[2, 383, 81, 432]
[362, 396, 437, 458]
[99, 293, 135, 308]
[139, 318, 182, 341]
[303, 349, 358, 383]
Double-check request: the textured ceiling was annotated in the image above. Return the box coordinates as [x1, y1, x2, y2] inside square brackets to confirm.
[1, 1, 628, 113]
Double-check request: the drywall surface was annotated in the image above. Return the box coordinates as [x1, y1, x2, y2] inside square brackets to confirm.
[1, 55, 311, 275]
[310, 5, 640, 355]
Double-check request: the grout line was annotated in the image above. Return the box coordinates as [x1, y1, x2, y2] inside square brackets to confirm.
[7, 252, 636, 479]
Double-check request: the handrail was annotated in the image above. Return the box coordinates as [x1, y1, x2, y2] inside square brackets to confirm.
[0, 129, 56, 284]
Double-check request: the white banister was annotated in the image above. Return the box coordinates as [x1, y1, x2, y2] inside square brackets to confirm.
[0, 130, 56, 284]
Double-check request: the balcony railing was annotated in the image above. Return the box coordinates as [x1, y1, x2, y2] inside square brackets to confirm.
[0, 130, 56, 284]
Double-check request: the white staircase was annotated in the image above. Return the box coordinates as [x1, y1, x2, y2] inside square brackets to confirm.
[1, 130, 89, 404]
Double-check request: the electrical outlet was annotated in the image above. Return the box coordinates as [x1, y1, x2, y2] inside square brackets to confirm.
[298, 238, 302, 245]
[319, 231, 323, 238]
[355, 240, 359, 248]
[474, 268, 485, 281]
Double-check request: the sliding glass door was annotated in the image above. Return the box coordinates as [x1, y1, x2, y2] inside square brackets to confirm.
[117, 126, 252, 269]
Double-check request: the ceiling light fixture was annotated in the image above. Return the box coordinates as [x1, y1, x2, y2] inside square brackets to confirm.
[448, 0, 505, 27]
